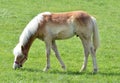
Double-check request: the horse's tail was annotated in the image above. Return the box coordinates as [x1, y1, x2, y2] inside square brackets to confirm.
[91, 16, 100, 51]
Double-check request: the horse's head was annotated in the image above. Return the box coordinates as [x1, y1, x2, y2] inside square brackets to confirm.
[13, 44, 27, 69]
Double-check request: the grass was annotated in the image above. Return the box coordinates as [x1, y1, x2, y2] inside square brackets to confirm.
[0, 0, 120, 83]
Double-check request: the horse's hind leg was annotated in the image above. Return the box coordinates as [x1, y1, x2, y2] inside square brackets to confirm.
[90, 44, 98, 73]
[52, 40, 66, 71]
[80, 37, 98, 73]
[80, 38, 90, 72]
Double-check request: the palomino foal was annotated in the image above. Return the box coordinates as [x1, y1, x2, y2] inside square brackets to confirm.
[13, 11, 100, 73]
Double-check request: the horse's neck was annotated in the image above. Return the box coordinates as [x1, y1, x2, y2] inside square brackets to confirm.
[22, 36, 36, 56]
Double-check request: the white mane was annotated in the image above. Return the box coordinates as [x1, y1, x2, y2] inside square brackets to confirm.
[13, 12, 51, 56]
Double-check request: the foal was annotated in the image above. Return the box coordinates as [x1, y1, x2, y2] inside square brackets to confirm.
[13, 11, 100, 73]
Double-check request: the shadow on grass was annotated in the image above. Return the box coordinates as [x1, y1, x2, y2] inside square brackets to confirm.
[20, 68, 43, 72]
[49, 70, 99, 75]
[19, 68, 120, 76]
[50, 70, 82, 75]
[98, 72, 120, 76]
[49, 70, 120, 76]
[19, 68, 96, 75]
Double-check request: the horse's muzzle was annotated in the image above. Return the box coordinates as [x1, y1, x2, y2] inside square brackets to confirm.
[13, 62, 22, 69]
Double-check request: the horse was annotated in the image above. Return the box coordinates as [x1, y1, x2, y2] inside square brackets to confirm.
[13, 11, 100, 73]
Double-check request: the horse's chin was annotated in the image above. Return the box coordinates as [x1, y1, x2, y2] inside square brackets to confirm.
[13, 63, 22, 69]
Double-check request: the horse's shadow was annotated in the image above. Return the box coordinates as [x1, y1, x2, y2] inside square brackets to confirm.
[20, 68, 82, 75]
[20, 68, 43, 72]
[98, 72, 120, 76]
[50, 70, 120, 76]
[19, 68, 120, 76]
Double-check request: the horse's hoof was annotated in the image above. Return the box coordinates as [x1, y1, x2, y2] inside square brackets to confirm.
[92, 69, 98, 74]
[43, 67, 50, 72]
[62, 66, 66, 71]
[80, 68, 86, 72]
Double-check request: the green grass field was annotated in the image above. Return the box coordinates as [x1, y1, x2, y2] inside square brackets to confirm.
[0, 0, 120, 83]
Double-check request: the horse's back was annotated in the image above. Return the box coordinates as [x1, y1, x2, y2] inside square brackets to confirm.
[43, 11, 90, 24]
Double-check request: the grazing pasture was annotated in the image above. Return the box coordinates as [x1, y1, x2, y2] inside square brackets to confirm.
[0, 0, 120, 83]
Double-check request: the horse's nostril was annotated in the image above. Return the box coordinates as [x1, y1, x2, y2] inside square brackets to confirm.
[19, 65, 22, 67]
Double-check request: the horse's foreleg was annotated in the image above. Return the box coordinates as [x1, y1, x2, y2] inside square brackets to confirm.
[52, 40, 66, 71]
[43, 40, 52, 72]
[80, 38, 89, 72]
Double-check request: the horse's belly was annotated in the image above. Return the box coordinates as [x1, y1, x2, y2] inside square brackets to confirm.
[51, 25, 75, 40]
[56, 30, 74, 39]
